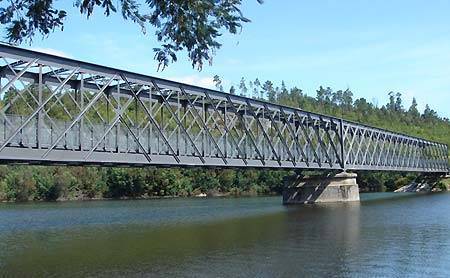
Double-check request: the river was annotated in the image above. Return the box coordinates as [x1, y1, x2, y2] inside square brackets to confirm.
[1, 192, 449, 277]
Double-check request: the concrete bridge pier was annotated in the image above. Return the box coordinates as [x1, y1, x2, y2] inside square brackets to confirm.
[282, 172, 360, 204]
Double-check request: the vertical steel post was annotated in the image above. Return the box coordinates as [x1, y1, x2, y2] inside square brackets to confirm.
[255, 107, 259, 159]
[340, 118, 345, 169]
[79, 73, 84, 151]
[224, 101, 227, 157]
[183, 102, 187, 155]
[204, 98, 208, 157]
[278, 112, 281, 159]
[244, 106, 247, 159]
[262, 108, 265, 160]
[135, 87, 138, 152]
[159, 101, 163, 154]
[115, 84, 119, 152]
[148, 88, 152, 154]
[37, 64, 42, 148]
[202, 97, 205, 156]
[176, 91, 180, 155]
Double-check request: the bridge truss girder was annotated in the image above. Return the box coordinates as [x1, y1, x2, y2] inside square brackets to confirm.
[0, 45, 448, 172]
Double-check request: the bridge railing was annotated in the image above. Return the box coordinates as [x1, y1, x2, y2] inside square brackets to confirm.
[0, 44, 448, 172]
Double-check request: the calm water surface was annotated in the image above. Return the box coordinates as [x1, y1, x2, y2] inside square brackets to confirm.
[1, 192, 450, 277]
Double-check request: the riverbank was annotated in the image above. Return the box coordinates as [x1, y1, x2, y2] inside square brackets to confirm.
[0, 165, 290, 202]
[0, 164, 447, 202]
[0, 185, 279, 203]
[394, 175, 449, 192]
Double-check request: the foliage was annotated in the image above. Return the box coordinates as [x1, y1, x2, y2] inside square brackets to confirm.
[0, 165, 290, 201]
[0, 0, 262, 70]
[440, 178, 450, 191]
[0, 77, 448, 201]
[228, 77, 449, 192]
[230, 77, 450, 156]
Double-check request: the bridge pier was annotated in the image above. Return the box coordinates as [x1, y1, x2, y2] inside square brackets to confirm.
[282, 172, 360, 204]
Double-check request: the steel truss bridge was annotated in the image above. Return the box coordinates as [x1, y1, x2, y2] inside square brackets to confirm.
[0, 45, 448, 173]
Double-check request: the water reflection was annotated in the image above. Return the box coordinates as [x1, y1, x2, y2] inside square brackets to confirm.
[0, 200, 288, 276]
[0, 193, 449, 277]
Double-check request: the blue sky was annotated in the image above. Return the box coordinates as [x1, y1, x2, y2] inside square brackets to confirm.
[10, 0, 450, 117]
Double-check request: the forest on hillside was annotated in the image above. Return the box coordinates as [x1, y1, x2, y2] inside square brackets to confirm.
[0, 78, 448, 202]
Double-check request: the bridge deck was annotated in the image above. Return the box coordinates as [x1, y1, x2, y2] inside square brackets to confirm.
[0, 45, 448, 172]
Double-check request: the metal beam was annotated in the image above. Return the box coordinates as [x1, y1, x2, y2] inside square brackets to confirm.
[0, 44, 447, 173]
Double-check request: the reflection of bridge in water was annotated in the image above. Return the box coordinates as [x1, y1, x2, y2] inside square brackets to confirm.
[0, 45, 448, 174]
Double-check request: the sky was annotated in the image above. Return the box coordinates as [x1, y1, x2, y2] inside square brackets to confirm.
[7, 0, 450, 117]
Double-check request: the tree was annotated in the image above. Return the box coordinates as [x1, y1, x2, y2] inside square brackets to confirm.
[387, 91, 396, 112]
[341, 88, 353, 109]
[316, 86, 333, 106]
[280, 81, 288, 98]
[408, 97, 420, 119]
[229, 85, 236, 95]
[262, 80, 276, 102]
[386, 91, 403, 112]
[289, 86, 303, 107]
[395, 92, 403, 112]
[354, 98, 371, 115]
[0, 0, 263, 70]
[423, 104, 438, 121]
[239, 77, 248, 96]
[252, 78, 261, 99]
[213, 75, 224, 91]
[0, 79, 449, 201]
[332, 90, 343, 106]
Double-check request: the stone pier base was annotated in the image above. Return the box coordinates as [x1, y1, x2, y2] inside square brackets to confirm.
[283, 172, 360, 204]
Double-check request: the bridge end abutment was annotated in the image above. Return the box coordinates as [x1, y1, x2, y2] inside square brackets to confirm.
[282, 172, 360, 204]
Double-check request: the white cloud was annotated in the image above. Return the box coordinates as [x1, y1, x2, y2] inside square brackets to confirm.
[168, 75, 217, 89]
[31, 47, 72, 58]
